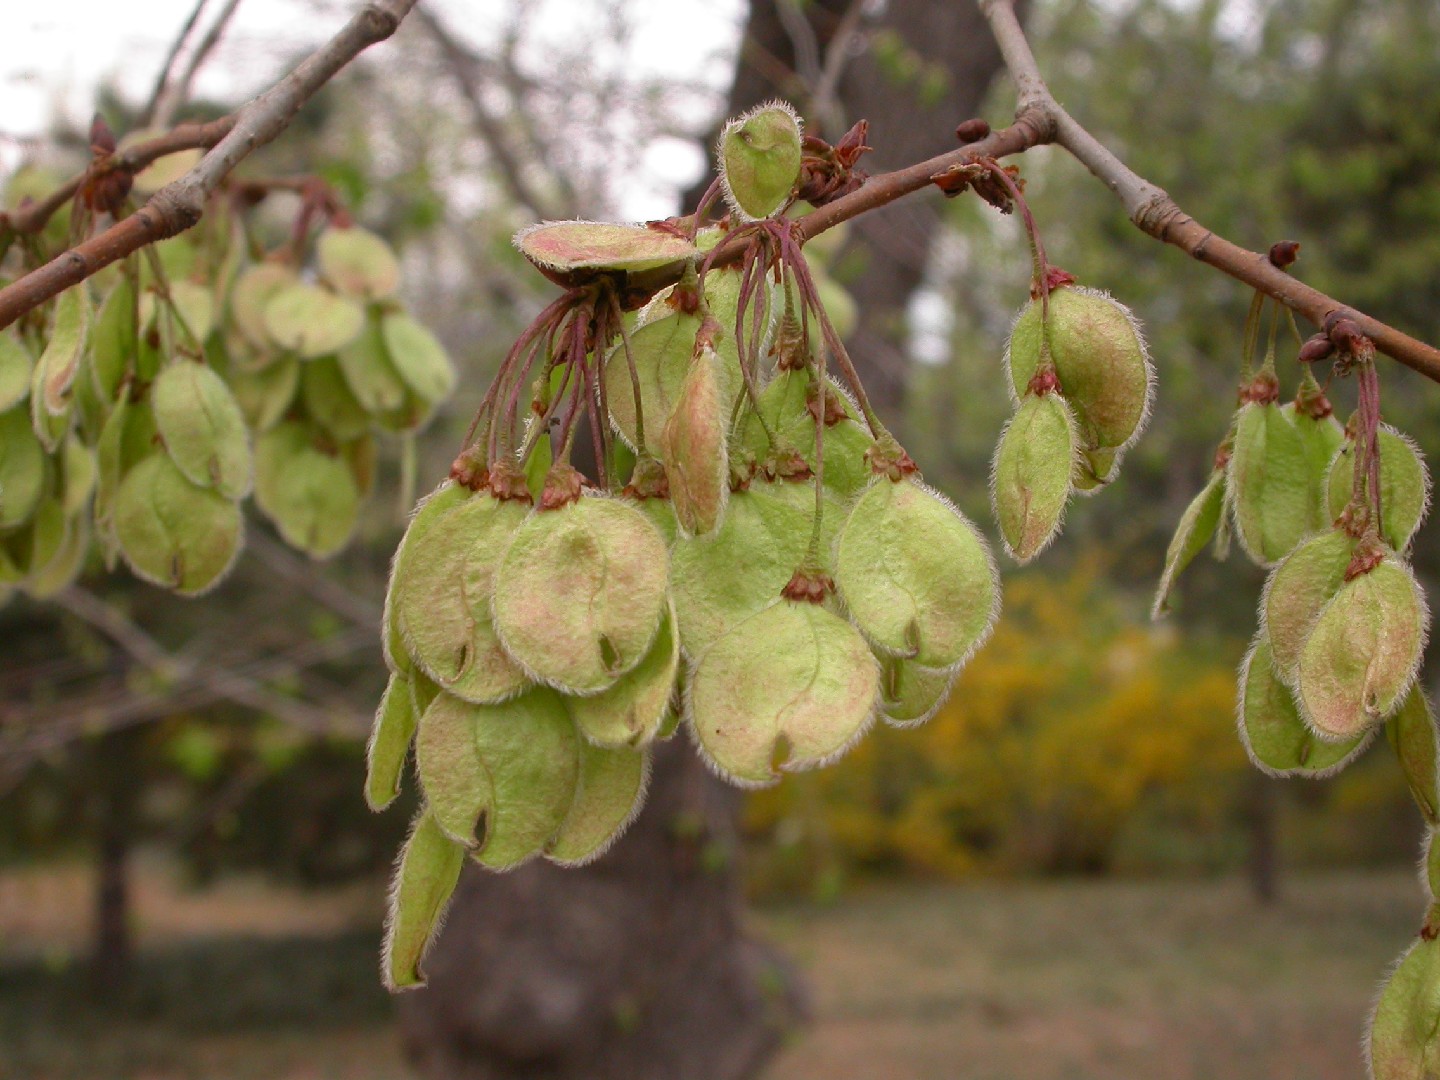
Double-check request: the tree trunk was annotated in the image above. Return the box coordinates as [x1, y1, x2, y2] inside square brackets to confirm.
[91, 732, 137, 994]
[397, 740, 806, 1080]
[1245, 773, 1279, 905]
[399, 4, 1017, 1076]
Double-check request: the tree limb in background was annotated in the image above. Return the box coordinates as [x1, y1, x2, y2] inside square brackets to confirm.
[141, 0, 214, 126]
[151, 0, 247, 129]
[0, 0, 419, 329]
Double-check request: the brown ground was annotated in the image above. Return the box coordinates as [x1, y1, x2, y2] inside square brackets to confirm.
[0, 858, 1418, 1079]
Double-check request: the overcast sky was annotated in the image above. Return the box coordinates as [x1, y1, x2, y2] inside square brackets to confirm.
[3, 0, 745, 217]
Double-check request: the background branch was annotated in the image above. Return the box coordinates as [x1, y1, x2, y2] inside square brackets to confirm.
[151, 0, 247, 129]
[141, 0, 213, 126]
[0, 0, 419, 330]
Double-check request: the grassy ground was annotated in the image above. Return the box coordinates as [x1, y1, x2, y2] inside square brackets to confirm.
[0, 859, 1420, 1079]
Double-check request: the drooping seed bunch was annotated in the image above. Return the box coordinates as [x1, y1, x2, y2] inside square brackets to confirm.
[1152, 301, 1440, 1075]
[0, 169, 454, 602]
[372, 102, 1092, 989]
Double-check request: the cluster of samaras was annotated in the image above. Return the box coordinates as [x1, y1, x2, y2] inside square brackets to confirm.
[369, 103, 1162, 990]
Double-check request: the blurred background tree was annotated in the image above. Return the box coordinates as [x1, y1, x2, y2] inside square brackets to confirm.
[2, 0, 1439, 1076]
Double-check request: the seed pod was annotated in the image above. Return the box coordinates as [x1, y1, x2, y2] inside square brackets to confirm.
[113, 453, 243, 595]
[263, 282, 364, 358]
[660, 344, 729, 536]
[337, 315, 408, 414]
[1227, 400, 1312, 566]
[735, 369, 872, 497]
[383, 481, 469, 676]
[492, 496, 670, 694]
[230, 263, 299, 351]
[1005, 286, 1152, 453]
[366, 673, 418, 812]
[1072, 446, 1119, 494]
[1261, 528, 1356, 682]
[1237, 632, 1371, 777]
[33, 285, 90, 419]
[991, 391, 1076, 564]
[1327, 425, 1430, 552]
[1298, 558, 1427, 741]
[1368, 935, 1440, 1080]
[668, 480, 814, 656]
[318, 226, 401, 300]
[879, 657, 956, 729]
[382, 809, 464, 992]
[14, 497, 66, 579]
[718, 101, 803, 221]
[546, 741, 650, 866]
[89, 279, 134, 404]
[567, 599, 680, 747]
[606, 309, 742, 455]
[1387, 688, 1440, 828]
[60, 435, 96, 515]
[515, 220, 699, 287]
[0, 332, 33, 411]
[381, 313, 456, 407]
[23, 508, 88, 599]
[253, 422, 361, 559]
[410, 668, 441, 719]
[1284, 401, 1345, 532]
[835, 476, 1000, 671]
[391, 492, 531, 704]
[227, 357, 300, 433]
[152, 360, 253, 499]
[301, 355, 372, 442]
[1153, 468, 1226, 618]
[165, 280, 215, 346]
[0, 406, 46, 529]
[688, 600, 879, 786]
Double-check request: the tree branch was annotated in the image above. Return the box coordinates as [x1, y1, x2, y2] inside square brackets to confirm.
[0, 0, 419, 331]
[976, 0, 1440, 383]
[151, 0, 247, 129]
[142, 0, 213, 126]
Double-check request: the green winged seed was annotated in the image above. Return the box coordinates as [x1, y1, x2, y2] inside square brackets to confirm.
[1153, 468, 1226, 619]
[15, 497, 67, 580]
[34, 286, 90, 417]
[1238, 632, 1371, 777]
[366, 673, 418, 812]
[392, 493, 531, 704]
[113, 453, 243, 595]
[734, 369, 872, 497]
[318, 226, 401, 300]
[1298, 558, 1427, 741]
[263, 282, 364, 359]
[1368, 935, 1440, 1080]
[546, 741, 649, 866]
[382, 810, 464, 992]
[90, 279, 135, 404]
[338, 316, 408, 414]
[383, 481, 470, 676]
[1284, 402, 1345, 532]
[605, 309, 742, 454]
[0, 407, 46, 529]
[669, 481, 813, 656]
[230, 263, 299, 350]
[1262, 527, 1357, 682]
[165, 280, 215, 346]
[689, 600, 879, 787]
[60, 435, 96, 515]
[1328, 425, 1430, 552]
[382, 313, 456, 406]
[0, 332, 32, 411]
[302, 355, 372, 442]
[567, 599, 680, 747]
[492, 497, 670, 694]
[1227, 400, 1312, 566]
[23, 510, 88, 599]
[1005, 286, 1152, 453]
[253, 422, 360, 558]
[515, 220, 699, 283]
[152, 360, 253, 498]
[415, 691, 491, 845]
[660, 344, 729, 536]
[991, 391, 1076, 564]
[718, 101, 803, 221]
[409, 669, 442, 720]
[835, 477, 1000, 671]
[1072, 445, 1119, 494]
[227, 357, 300, 433]
[1387, 687, 1440, 829]
[880, 657, 957, 729]
[465, 687, 580, 869]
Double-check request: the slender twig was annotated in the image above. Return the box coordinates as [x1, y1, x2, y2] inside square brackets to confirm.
[0, 0, 419, 330]
[142, 0, 213, 126]
[152, 0, 247, 129]
[810, 0, 872, 136]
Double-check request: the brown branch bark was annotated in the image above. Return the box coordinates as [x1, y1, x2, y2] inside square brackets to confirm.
[0, 0, 419, 331]
[976, 0, 1440, 383]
